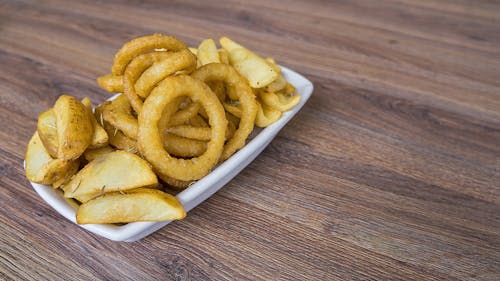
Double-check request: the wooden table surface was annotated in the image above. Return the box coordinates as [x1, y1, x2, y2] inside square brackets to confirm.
[1, 0, 500, 280]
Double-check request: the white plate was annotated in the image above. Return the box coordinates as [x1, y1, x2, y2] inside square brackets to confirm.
[29, 66, 313, 242]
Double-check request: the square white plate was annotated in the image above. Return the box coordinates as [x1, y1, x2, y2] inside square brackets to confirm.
[29, 66, 313, 242]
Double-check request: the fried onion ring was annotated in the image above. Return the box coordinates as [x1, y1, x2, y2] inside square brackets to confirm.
[223, 102, 242, 118]
[255, 100, 282, 127]
[123, 52, 172, 113]
[168, 101, 201, 127]
[189, 114, 209, 127]
[112, 34, 187, 75]
[102, 94, 138, 139]
[162, 134, 207, 158]
[134, 49, 196, 99]
[138, 75, 227, 181]
[226, 112, 238, 140]
[167, 123, 234, 141]
[167, 111, 237, 142]
[260, 91, 301, 112]
[161, 174, 194, 190]
[226, 84, 239, 100]
[155, 97, 208, 158]
[97, 74, 123, 93]
[207, 81, 226, 102]
[96, 103, 139, 153]
[158, 97, 184, 136]
[191, 63, 257, 160]
[167, 125, 211, 141]
[282, 82, 296, 95]
[106, 125, 138, 153]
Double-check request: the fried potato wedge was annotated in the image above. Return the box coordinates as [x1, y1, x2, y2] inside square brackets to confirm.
[73, 183, 161, 203]
[37, 98, 108, 157]
[188, 47, 197, 56]
[37, 109, 58, 158]
[54, 95, 93, 160]
[63, 151, 157, 202]
[220, 37, 278, 88]
[76, 188, 186, 224]
[83, 145, 115, 162]
[197, 39, 220, 66]
[25, 132, 79, 185]
[265, 57, 282, 74]
[219, 48, 230, 64]
[264, 73, 287, 92]
[52, 160, 80, 189]
[82, 97, 109, 148]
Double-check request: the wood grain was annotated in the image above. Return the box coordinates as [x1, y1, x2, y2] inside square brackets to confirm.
[1, 0, 499, 280]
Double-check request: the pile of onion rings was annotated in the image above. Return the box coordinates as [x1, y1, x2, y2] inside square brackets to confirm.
[96, 34, 301, 188]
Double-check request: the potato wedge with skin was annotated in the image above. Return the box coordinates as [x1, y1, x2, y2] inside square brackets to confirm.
[82, 97, 109, 149]
[52, 160, 80, 189]
[76, 188, 186, 224]
[73, 183, 160, 203]
[25, 132, 79, 185]
[37, 98, 108, 156]
[197, 39, 220, 66]
[83, 145, 115, 162]
[54, 95, 93, 160]
[73, 181, 161, 202]
[220, 37, 278, 88]
[37, 109, 58, 158]
[63, 151, 158, 202]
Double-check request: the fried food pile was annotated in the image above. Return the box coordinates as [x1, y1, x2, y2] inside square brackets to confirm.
[25, 34, 300, 224]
